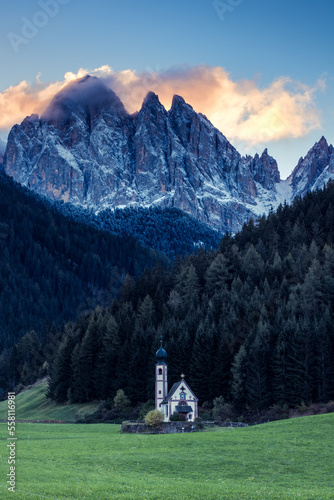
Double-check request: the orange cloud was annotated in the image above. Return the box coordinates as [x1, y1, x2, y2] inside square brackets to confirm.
[0, 65, 323, 147]
[0, 72, 77, 131]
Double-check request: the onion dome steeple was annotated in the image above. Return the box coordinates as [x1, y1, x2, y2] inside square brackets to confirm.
[156, 336, 167, 364]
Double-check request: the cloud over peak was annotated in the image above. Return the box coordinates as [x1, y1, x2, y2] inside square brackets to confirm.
[0, 64, 323, 147]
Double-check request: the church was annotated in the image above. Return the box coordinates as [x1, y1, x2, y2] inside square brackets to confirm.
[155, 340, 198, 422]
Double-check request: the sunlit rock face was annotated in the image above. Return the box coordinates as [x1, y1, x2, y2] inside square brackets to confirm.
[4, 76, 333, 232]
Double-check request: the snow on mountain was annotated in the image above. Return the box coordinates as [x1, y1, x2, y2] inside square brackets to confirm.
[311, 163, 334, 192]
[287, 137, 334, 198]
[3, 76, 334, 232]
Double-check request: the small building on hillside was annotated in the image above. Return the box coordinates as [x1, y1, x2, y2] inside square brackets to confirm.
[155, 340, 198, 422]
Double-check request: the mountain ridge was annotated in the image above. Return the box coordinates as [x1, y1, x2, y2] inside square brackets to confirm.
[3, 76, 334, 232]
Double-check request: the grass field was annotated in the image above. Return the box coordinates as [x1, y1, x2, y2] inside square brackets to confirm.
[0, 413, 333, 499]
[0, 379, 99, 422]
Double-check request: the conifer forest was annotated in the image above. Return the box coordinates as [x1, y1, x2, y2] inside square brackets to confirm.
[1, 174, 334, 417]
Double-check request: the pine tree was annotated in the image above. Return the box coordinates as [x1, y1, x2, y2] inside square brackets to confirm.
[231, 345, 247, 411]
[8, 345, 20, 390]
[127, 325, 155, 403]
[242, 245, 265, 287]
[120, 274, 135, 303]
[313, 310, 334, 402]
[205, 253, 229, 296]
[245, 320, 272, 411]
[113, 389, 131, 415]
[71, 309, 104, 402]
[301, 258, 324, 317]
[323, 245, 334, 307]
[176, 264, 200, 309]
[47, 331, 76, 403]
[212, 318, 236, 399]
[190, 319, 215, 402]
[285, 321, 314, 406]
[273, 310, 292, 405]
[137, 295, 155, 329]
[96, 314, 120, 399]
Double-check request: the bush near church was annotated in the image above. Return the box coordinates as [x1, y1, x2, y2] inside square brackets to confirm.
[113, 389, 131, 415]
[212, 396, 235, 421]
[144, 410, 165, 427]
[139, 400, 155, 419]
[169, 412, 186, 422]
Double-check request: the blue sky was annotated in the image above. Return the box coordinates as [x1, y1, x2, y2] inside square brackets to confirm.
[1, 0, 334, 178]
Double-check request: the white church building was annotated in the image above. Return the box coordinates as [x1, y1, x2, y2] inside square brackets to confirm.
[155, 340, 198, 422]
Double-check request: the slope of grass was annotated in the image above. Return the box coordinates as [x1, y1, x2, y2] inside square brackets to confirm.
[0, 413, 333, 499]
[0, 379, 99, 422]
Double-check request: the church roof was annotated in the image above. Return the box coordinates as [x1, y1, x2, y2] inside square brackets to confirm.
[161, 382, 179, 404]
[175, 405, 193, 413]
[161, 378, 198, 404]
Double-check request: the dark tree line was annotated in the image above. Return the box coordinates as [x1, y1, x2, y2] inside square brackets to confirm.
[0, 172, 165, 353]
[43, 182, 334, 412]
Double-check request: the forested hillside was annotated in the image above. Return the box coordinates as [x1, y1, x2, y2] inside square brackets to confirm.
[43, 182, 334, 412]
[57, 204, 221, 258]
[3, 181, 334, 414]
[95, 207, 221, 258]
[0, 173, 164, 352]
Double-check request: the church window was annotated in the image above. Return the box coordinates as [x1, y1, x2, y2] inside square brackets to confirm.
[180, 392, 186, 400]
[158, 368, 162, 375]
[159, 390, 161, 394]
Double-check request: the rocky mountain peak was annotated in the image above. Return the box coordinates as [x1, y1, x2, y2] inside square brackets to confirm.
[139, 92, 168, 122]
[259, 148, 280, 186]
[170, 94, 188, 111]
[16, 114, 41, 136]
[243, 148, 280, 193]
[42, 75, 127, 130]
[169, 94, 198, 127]
[169, 92, 208, 151]
[305, 136, 330, 158]
[288, 136, 334, 196]
[137, 92, 168, 126]
[142, 91, 161, 106]
[318, 135, 329, 149]
[3, 76, 334, 233]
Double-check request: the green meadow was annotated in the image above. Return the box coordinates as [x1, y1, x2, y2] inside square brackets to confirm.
[0, 414, 333, 499]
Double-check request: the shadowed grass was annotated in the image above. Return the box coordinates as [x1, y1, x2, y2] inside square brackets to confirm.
[0, 379, 99, 422]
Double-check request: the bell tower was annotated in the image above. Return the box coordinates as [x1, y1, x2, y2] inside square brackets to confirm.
[155, 337, 168, 415]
